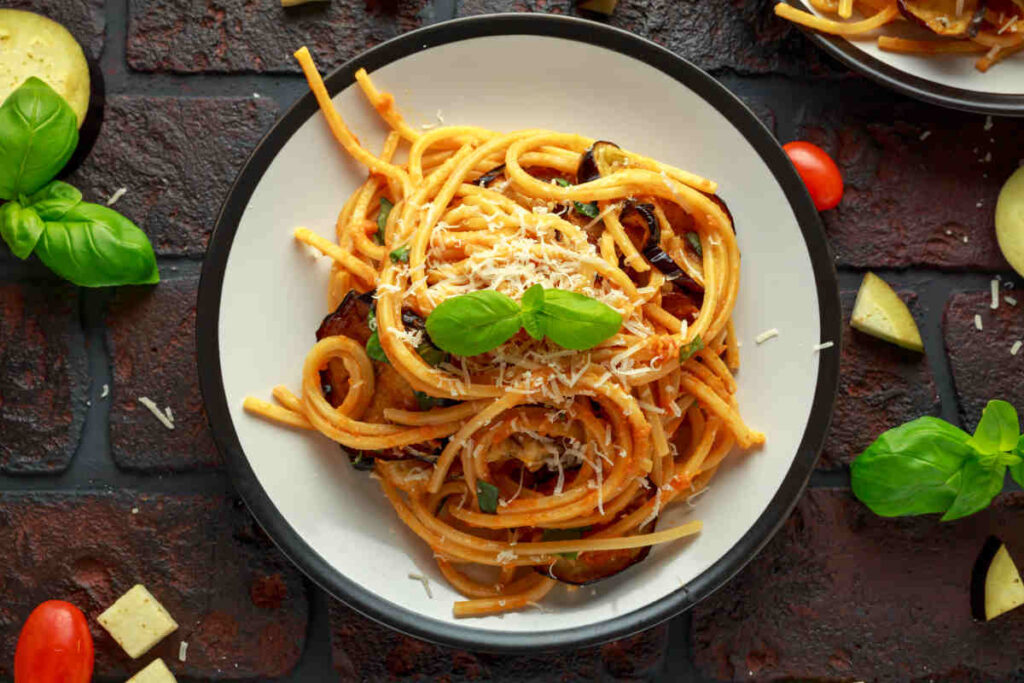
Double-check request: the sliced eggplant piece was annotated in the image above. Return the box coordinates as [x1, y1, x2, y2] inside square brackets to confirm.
[577, 140, 629, 184]
[620, 202, 703, 294]
[316, 289, 375, 345]
[971, 536, 1024, 621]
[898, 0, 986, 37]
[474, 164, 506, 188]
[534, 493, 657, 585]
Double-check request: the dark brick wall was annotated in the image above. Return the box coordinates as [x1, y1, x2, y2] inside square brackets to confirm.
[1, 1, 1022, 681]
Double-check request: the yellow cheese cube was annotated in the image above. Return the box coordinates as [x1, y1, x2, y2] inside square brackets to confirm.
[98, 585, 178, 659]
[126, 658, 177, 683]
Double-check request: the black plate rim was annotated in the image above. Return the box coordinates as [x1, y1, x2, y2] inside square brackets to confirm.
[197, 12, 842, 653]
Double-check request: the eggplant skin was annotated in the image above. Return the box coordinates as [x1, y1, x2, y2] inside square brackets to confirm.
[317, 289, 375, 345]
[577, 140, 622, 184]
[898, 0, 987, 37]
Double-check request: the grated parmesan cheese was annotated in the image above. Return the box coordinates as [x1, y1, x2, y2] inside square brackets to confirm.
[496, 549, 517, 564]
[919, 130, 932, 141]
[755, 328, 779, 344]
[408, 573, 433, 598]
[138, 397, 174, 430]
[178, 641, 188, 662]
[106, 187, 128, 206]
[1006, 295, 1018, 306]
[992, 279, 1001, 309]
[812, 341, 834, 352]
[975, 314, 984, 331]
[1012, 341, 1022, 356]
[100, 383, 109, 398]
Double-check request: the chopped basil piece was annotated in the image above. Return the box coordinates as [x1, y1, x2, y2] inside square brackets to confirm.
[685, 231, 703, 258]
[365, 331, 388, 363]
[477, 480, 500, 514]
[541, 527, 589, 559]
[375, 197, 393, 245]
[390, 244, 410, 263]
[553, 177, 599, 219]
[679, 335, 704, 363]
[416, 342, 447, 367]
[414, 390, 446, 411]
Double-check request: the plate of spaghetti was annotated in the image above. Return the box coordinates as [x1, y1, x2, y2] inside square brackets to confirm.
[197, 14, 840, 650]
[777, 0, 1024, 115]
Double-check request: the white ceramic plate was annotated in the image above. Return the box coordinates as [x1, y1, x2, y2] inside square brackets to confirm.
[197, 15, 840, 651]
[788, 0, 1024, 115]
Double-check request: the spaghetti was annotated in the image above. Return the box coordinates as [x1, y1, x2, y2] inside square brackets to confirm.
[244, 46, 765, 617]
[775, 0, 1024, 72]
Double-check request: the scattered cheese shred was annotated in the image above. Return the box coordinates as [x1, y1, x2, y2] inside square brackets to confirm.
[755, 328, 779, 344]
[1012, 341, 1022, 356]
[178, 641, 188, 662]
[974, 314, 984, 331]
[991, 279, 1001, 309]
[138, 397, 174, 430]
[1006, 295, 1018, 306]
[408, 573, 433, 599]
[100, 383, 109, 398]
[812, 341, 834, 352]
[106, 187, 128, 206]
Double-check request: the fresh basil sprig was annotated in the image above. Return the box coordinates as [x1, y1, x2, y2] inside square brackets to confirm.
[553, 178, 599, 218]
[0, 79, 159, 287]
[851, 400, 1023, 522]
[424, 286, 622, 357]
[477, 480, 500, 514]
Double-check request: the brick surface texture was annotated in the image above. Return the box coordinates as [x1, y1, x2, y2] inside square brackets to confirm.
[0, 492, 308, 679]
[693, 489, 1024, 682]
[66, 96, 278, 257]
[0, 283, 86, 474]
[455, 0, 837, 75]
[798, 95, 1021, 270]
[330, 601, 667, 681]
[4, 0, 105, 58]
[127, 0, 431, 73]
[819, 290, 939, 469]
[944, 290, 1024, 428]
[105, 275, 220, 471]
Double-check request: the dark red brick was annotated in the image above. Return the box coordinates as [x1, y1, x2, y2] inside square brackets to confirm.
[4, 0, 105, 59]
[819, 289, 938, 470]
[66, 96, 277, 256]
[692, 489, 1024, 681]
[455, 0, 838, 76]
[798, 96, 1021, 270]
[329, 600, 666, 681]
[0, 492, 308, 679]
[127, 0, 429, 73]
[944, 290, 1024, 429]
[105, 275, 219, 471]
[0, 283, 86, 474]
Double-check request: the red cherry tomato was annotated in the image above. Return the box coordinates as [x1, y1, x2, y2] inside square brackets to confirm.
[783, 141, 844, 211]
[14, 601, 94, 683]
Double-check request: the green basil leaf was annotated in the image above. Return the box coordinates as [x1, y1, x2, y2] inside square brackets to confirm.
[1011, 435, 1024, 488]
[375, 197, 393, 245]
[414, 390, 446, 411]
[520, 284, 545, 340]
[521, 283, 544, 313]
[541, 527, 587, 559]
[850, 416, 974, 517]
[941, 459, 1006, 521]
[533, 288, 621, 350]
[24, 180, 82, 220]
[553, 178, 570, 188]
[0, 78, 79, 200]
[416, 342, 446, 367]
[521, 309, 544, 341]
[967, 400, 1020, 455]
[34, 202, 159, 287]
[679, 335, 704, 363]
[0, 201, 44, 259]
[997, 452, 1022, 467]
[477, 480, 499, 514]
[425, 289, 522, 357]
[389, 244, 410, 263]
[685, 231, 703, 257]
[574, 200, 600, 218]
[367, 307, 378, 332]
[365, 331, 388, 363]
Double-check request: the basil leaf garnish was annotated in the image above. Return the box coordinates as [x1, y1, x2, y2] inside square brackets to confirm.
[553, 177, 599, 218]
[0, 77, 79, 200]
[365, 331, 387, 363]
[0, 201, 44, 259]
[425, 289, 522, 357]
[33, 202, 160, 287]
[967, 400, 1020, 455]
[24, 180, 82, 220]
[390, 244, 410, 263]
[529, 288, 621, 351]
[477, 480, 499, 514]
[941, 458, 1006, 521]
